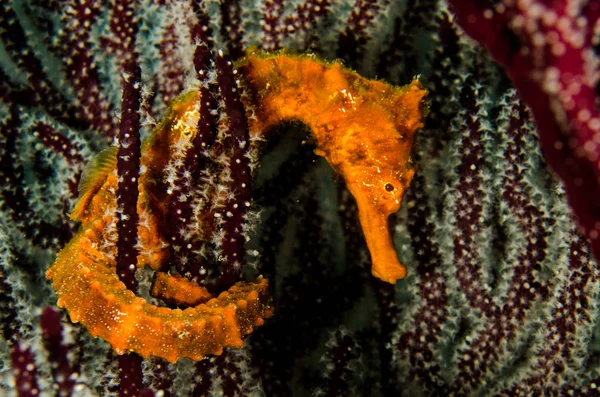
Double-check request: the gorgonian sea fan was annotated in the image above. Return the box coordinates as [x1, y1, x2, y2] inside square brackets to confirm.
[2, 1, 600, 396]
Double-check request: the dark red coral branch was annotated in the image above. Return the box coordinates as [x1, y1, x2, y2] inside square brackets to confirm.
[0, 106, 71, 248]
[156, 23, 185, 106]
[56, 1, 115, 138]
[165, 43, 217, 281]
[447, 0, 600, 260]
[283, 0, 333, 46]
[337, 0, 382, 64]
[260, 0, 285, 51]
[452, 77, 498, 317]
[107, 0, 140, 66]
[40, 307, 77, 396]
[0, 2, 84, 128]
[34, 122, 85, 199]
[214, 51, 252, 288]
[220, 0, 245, 60]
[10, 344, 40, 397]
[497, 233, 599, 395]
[116, 60, 142, 292]
[397, 173, 448, 395]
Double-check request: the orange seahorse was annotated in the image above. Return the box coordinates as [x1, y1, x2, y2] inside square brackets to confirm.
[46, 51, 427, 363]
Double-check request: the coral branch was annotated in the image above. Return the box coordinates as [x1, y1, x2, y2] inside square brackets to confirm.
[10, 344, 40, 397]
[116, 61, 142, 292]
[56, 0, 115, 137]
[447, 0, 600, 258]
[0, 1, 82, 127]
[40, 307, 77, 396]
[337, 0, 381, 64]
[314, 328, 363, 397]
[214, 51, 252, 287]
[260, 0, 285, 51]
[107, 0, 140, 65]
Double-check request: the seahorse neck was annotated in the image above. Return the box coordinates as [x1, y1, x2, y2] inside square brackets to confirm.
[239, 54, 353, 149]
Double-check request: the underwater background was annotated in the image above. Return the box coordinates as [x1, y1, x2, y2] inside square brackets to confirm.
[1, 0, 600, 396]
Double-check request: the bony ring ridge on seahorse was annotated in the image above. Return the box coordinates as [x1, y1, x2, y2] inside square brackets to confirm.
[46, 50, 428, 363]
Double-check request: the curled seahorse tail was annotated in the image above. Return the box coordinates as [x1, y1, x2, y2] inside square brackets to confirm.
[47, 222, 273, 363]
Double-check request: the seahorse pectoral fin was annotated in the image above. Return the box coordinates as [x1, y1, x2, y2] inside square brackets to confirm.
[70, 146, 118, 221]
[354, 200, 407, 284]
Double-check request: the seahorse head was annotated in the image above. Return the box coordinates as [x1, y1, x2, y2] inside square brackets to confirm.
[339, 132, 417, 214]
[326, 117, 416, 283]
[319, 79, 426, 283]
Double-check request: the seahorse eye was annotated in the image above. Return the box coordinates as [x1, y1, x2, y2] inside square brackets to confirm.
[384, 183, 395, 192]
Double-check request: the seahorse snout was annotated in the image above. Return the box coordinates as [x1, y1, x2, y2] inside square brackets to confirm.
[347, 180, 408, 284]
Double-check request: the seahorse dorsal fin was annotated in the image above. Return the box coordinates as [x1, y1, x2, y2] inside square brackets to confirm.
[70, 146, 118, 221]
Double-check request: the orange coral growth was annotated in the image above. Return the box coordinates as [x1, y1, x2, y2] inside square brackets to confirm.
[46, 51, 426, 363]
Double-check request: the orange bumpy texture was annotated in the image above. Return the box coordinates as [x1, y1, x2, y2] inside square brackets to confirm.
[151, 272, 214, 307]
[46, 51, 426, 363]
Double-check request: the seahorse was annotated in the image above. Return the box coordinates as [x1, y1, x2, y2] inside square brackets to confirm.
[46, 51, 427, 363]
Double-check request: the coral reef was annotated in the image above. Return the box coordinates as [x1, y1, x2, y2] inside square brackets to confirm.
[1, 0, 600, 396]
